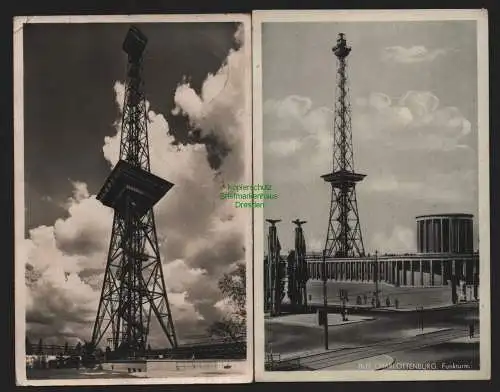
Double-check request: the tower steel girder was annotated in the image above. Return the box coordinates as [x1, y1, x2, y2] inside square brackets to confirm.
[323, 33, 365, 260]
[91, 26, 177, 357]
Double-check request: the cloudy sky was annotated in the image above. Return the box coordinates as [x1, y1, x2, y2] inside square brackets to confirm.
[22, 21, 250, 346]
[262, 21, 479, 255]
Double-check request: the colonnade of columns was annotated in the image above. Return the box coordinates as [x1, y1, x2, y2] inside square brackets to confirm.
[308, 257, 478, 287]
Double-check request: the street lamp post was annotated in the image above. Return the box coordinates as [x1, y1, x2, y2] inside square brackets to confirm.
[416, 306, 424, 331]
[322, 249, 329, 350]
[374, 250, 379, 307]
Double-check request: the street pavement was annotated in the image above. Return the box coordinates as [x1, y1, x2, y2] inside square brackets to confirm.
[284, 328, 466, 370]
[265, 303, 479, 369]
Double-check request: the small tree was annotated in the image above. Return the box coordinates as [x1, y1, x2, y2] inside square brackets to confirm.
[208, 263, 246, 340]
[26, 336, 33, 355]
[37, 338, 43, 355]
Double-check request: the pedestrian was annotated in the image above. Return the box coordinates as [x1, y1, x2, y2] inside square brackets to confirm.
[386, 297, 390, 307]
[469, 323, 474, 338]
[363, 293, 367, 304]
[395, 298, 399, 309]
[371, 297, 375, 308]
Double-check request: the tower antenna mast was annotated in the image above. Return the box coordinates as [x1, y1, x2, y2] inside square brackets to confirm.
[321, 33, 366, 349]
[91, 26, 178, 357]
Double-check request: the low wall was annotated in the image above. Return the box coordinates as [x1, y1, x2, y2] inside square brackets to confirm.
[102, 359, 248, 376]
[147, 359, 247, 373]
[102, 360, 147, 374]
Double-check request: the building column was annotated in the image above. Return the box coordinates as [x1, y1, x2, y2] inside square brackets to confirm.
[462, 259, 467, 282]
[430, 259, 434, 286]
[419, 260, 423, 286]
[428, 220, 432, 252]
[424, 220, 428, 252]
[441, 260, 445, 286]
[440, 218, 444, 252]
[432, 220, 436, 251]
[465, 259, 471, 282]
[473, 261, 477, 291]
[411, 260, 415, 286]
[403, 260, 407, 286]
[417, 222, 420, 252]
[448, 219, 452, 252]
[396, 261, 400, 286]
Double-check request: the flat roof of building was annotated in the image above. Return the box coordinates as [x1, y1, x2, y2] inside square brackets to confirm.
[416, 213, 473, 219]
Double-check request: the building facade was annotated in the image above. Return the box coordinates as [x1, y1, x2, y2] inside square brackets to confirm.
[306, 214, 479, 287]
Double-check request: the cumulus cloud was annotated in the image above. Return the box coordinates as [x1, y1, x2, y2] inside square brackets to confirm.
[354, 91, 472, 148]
[172, 22, 249, 181]
[371, 226, 415, 253]
[262, 95, 332, 184]
[24, 25, 249, 346]
[381, 46, 450, 63]
[263, 90, 477, 255]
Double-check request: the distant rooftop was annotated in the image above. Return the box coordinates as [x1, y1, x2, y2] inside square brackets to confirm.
[416, 213, 473, 219]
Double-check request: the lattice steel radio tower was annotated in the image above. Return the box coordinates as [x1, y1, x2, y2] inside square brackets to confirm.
[91, 26, 178, 357]
[322, 33, 366, 259]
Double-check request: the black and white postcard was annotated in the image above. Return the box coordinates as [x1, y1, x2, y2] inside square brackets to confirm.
[253, 9, 490, 382]
[14, 14, 253, 385]
[13, 8, 492, 386]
